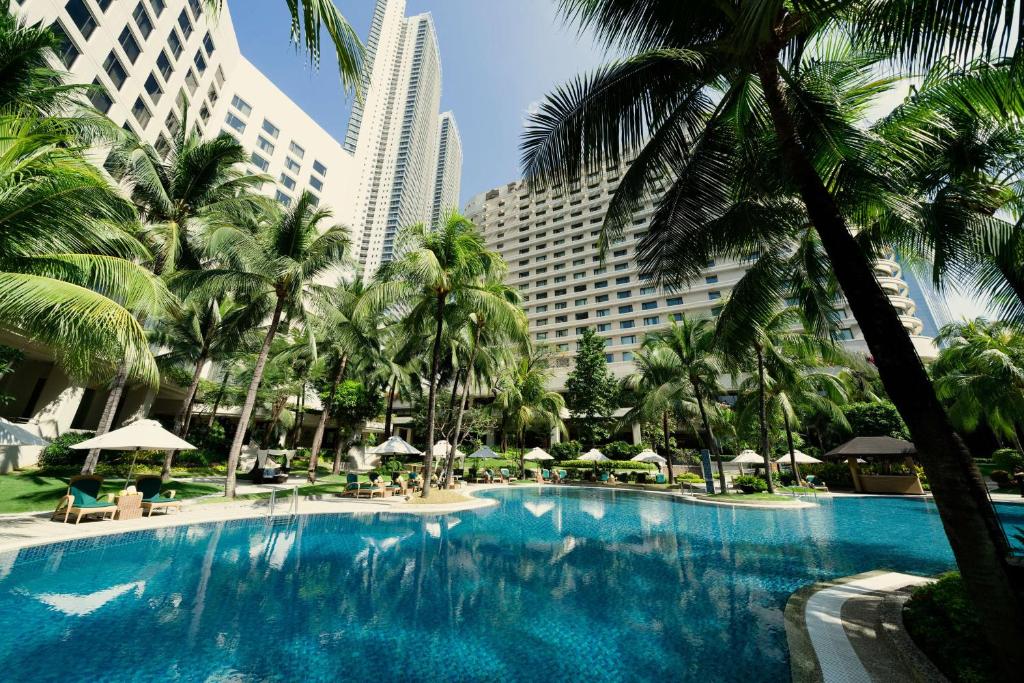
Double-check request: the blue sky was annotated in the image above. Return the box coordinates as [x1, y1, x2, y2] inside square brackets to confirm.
[231, 0, 606, 207]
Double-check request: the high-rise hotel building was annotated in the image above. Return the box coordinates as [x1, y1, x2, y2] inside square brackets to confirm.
[430, 111, 462, 227]
[465, 161, 934, 389]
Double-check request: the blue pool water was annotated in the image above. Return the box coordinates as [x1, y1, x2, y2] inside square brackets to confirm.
[1, 488, 1022, 682]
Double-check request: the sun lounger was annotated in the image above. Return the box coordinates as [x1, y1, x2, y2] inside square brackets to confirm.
[655, 474, 667, 484]
[541, 469, 552, 482]
[557, 469, 568, 482]
[598, 472, 610, 483]
[499, 468, 517, 484]
[52, 475, 117, 524]
[135, 476, 182, 516]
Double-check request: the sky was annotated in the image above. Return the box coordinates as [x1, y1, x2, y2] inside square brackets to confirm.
[230, 0, 607, 207]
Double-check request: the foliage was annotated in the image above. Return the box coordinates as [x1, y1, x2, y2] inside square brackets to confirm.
[733, 474, 768, 493]
[801, 463, 855, 489]
[991, 449, 1024, 473]
[0, 344, 23, 406]
[904, 573, 997, 683]
[559, 459, 656, 471]
[565, 328, 618, 446]
[675, 472, 705, 483]
[990, 470, 1011, 487]
[603, 440, 643, 459]
[37, 432, 92, 470]
[844, 401, 909, 439]
[549, 440, 582, 461]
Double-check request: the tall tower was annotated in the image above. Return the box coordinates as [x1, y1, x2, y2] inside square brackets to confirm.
[430, 111, 462, 227]
[344, 0, 446, 274]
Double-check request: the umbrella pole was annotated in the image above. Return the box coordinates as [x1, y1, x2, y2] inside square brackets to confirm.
[126, 447, 140, 490]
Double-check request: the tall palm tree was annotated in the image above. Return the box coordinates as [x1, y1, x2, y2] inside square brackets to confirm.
[183, 191, 349, 496]
[521, 1, 1024, 662]
[933, 319, 1024, 450]
[361, 214, 501, 497]
[207, 1, 363, 92]
[645, 318, 727, 491]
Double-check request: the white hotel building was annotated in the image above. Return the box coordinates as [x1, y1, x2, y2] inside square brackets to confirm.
[465, 162, 935, 390]
[1, 0, 460, 468]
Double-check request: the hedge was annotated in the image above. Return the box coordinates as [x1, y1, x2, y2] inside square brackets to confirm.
[559, 459, 656, 471]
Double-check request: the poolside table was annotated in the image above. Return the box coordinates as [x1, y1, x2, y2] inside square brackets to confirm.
[115, 492, 143, 520]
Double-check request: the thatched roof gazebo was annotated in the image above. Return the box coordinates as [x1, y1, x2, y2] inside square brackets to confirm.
[825, 436, 923, 494]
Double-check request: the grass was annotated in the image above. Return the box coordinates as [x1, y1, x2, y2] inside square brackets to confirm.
[696, 492, 806, 505]
[0, 469, 222, 514]
[405, 489, 472, 505]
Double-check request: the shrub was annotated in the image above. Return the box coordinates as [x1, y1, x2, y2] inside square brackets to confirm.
[903, 573, 996, 683]
[990, 469, 1011, 486]
[603, 441, 643, 459]
[675, 472, 705, 483]
[733, 474, 767, 493]
[38, 432, 93, 470]
[844, 400, 909, 439]
[559, 459, 655, 471]
[550, 440, 582, 461]
[991, 448, 1024, 473]
[800, 462, 854, 489]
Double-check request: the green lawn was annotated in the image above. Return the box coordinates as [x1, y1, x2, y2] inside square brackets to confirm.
[0, 470, 222, 514]
[697, 492, 806, 505]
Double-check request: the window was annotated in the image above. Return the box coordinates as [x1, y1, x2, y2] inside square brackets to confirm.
[706, 259, 716, 268]
[615, 276, 629, 285]
[250, 152, 269, 171]
[594, 280, 608, 289]
[576, 327, 588, 335]
[262, 119, 280, 138]
[285, 157, 301, 173]
[131, 97, 151, 127]
[555, 315, 568, 323]
[309, 176, 323, 192]
[155, 133, 170, 157]
[199, 103, 210, 121]
[640, 286, 656, 295]
[167, 29, 183, 58]
[596, 309, 609, 318]
[279, 174, 296, 191]
[667, 297, 683, 306]
[613, 249, 627, 258]
[535, 305, 548, 313]
[574, 298, 587, 307]
[148, 0, 165, 16]
[194, 51, 206, 73]
[50, 23, 80, 68]
[118, 27, 141, 63]
[614, 262, 629, 271]
[554, 275, 566, 284]
[556, 330, 568, 338]
[536, 332, 548, 340]
[573, 285, 586, 293]
[102, 51, 127, 89]
[188, 0, 203, 17]
[96, 0, 113, 10]
[573, 272, 585, 280]
[144, 73, 162, 103]
[621, 335, 637, 344]
[620, 321, 635, 330]
[256, 136, 274, 154]
[87, 79, 112, 113]
[224, 112, 246, 133]
[557, 344, 570, 352]
[605, 354, 615, 363]
[708, 291, 721, 300]
[133, 3, 153, 37]
[66, 0, 97, 39]
[274, 190, 291, 206]
[641, 301, 658, 310]
[554, 302, 567, 310]
[203, 33, 215, 56]
[166, 109, 180, 136]
[618, 305, 633, 314]
[177, 9, 193, 38]
[644, 316, 660, 326]
[705, 275, 718, 284]
[597, 323, 610, 332]
[622, 352, 634, 362]
[671, 313, 683, 322]
[837, 328, 855, 341]
[617, 290, 631, 300]
[183, 68, 198, 93]
[156, 51, 172, 80]
[231, 95, 252, 116]
[595, 294, 609, 303]
[313, 160, 327, 176]
[289, 141, 305, 158]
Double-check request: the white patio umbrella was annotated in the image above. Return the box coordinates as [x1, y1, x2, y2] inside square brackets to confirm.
[730, 449, 766, 475]
[468, 445, 501, 461]
[774, 450, 823, 465]
[523, 447, 553, 461]
[370, 435, 423, 457]
[631, 449, 667, 464]
[432, 440, 465, 459]
[71, 419, 196, 483]
[0, 418, 49, 447]
[579, 448, 609, 462]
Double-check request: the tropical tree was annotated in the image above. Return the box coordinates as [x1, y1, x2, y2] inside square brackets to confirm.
[565, 328, 618, 447]
[362, 214, 501, 498]
[645, 317, 727, 491]
[933, 319, 1024, 450]
[183, 191, 349, 496]
[520, 1, 1024, 662]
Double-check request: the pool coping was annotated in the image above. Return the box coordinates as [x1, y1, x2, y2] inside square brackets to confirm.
[785, 569, 939, 683]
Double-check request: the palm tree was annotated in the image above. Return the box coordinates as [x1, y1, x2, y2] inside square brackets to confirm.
[644, 318, 727, 492]
[361, 214, 501, 497]
[183, 192, 349, 496]
[305, 277, 378, 483]
[933, 319, 1024, 450]
[207, 1, 363, 92]
[489, 345, 566, 476]
[521, 2, 1024, 662]
[442, 274, 527, 487]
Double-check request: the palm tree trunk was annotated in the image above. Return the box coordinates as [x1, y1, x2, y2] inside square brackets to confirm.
[331, 414, 345, 475]
[758, 53, 1024, 671]
[661, 410, 674, 482]
[693, 385, 725, 493]
[445, 325, 481, 488]
[224, 295, 285, 497]
[308, 356, 347, 484]
[421, 294, 446, 498]
[755, 344, 775, 493]
[81, 364, 128, 475]
[289, 386, 306, 448]
[383, 377, 397, 438]
[161, 350, 209, 481]
[784, 412, 801, 485]
[207, 371, 230, 428]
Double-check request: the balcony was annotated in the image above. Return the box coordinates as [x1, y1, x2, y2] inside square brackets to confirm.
[876, 276, 909, 297]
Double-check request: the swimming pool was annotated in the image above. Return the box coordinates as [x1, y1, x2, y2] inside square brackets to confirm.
[1, 488, 1021, 682]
